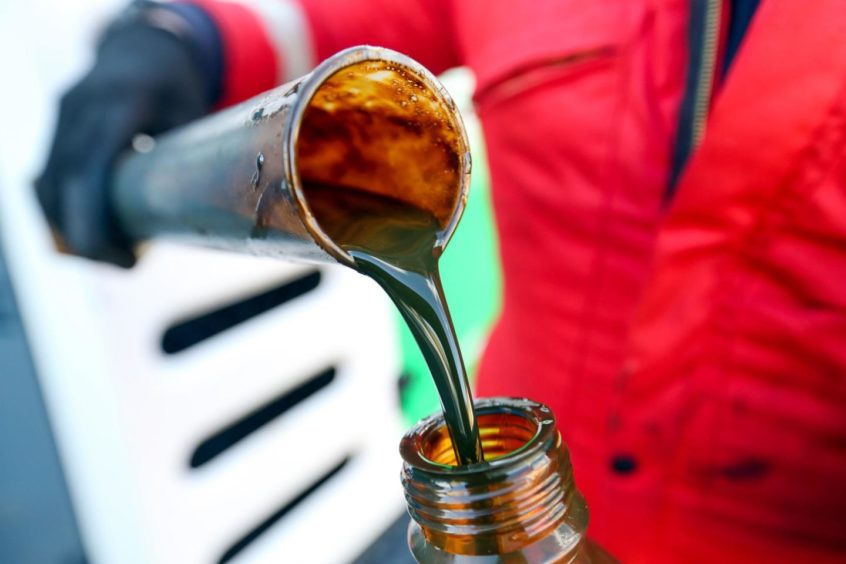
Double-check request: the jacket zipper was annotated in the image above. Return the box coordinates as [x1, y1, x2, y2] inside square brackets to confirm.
[690, 0, 722, 148]
[666, 0, 724, 199]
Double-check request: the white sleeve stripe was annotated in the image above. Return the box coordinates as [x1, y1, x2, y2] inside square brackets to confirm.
[234, 0, 316, 83]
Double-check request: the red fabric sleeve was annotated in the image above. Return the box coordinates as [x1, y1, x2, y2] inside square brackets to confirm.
[189, 0, 279, 107]
[298, 0, 461, 75]
[187, 0, 459, 107]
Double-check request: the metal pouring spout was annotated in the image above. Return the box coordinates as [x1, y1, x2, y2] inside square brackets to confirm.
[111, 46, 471, 267]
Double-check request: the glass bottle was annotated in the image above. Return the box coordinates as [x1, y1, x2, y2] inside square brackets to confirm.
[400, 397, 615, 563]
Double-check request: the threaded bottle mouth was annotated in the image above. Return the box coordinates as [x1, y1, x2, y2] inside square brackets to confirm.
[400, 397, 586, 556]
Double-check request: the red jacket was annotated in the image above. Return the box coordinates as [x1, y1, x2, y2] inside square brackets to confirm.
[188, 0, 846, 560]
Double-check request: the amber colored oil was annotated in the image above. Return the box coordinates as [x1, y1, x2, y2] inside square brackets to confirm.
[294, 61, 483, 466]
[301, 182, 483, 465]
[288, 58, 612, 563]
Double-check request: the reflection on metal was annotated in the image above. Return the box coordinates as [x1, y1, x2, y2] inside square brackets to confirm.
[112, 46, 471, 269]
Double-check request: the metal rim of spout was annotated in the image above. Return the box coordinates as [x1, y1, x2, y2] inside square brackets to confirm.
[282, 45, 472, 268]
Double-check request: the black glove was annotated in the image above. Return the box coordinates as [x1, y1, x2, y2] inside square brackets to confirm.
[35, 4, 216, 267]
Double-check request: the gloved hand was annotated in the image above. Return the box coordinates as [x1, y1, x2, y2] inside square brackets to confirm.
[35, 7, 213, 267]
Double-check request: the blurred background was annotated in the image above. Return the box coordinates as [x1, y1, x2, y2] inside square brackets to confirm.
[0, 1, 500, 562]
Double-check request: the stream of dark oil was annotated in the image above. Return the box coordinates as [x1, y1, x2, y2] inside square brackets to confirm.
[303, 182, 484, 465]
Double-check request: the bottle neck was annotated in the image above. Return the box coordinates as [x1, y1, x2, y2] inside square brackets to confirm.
[400, 398, 588, 557]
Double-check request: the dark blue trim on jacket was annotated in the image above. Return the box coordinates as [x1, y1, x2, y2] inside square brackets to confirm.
[164, 2, 224, 106]
[723, 0, 761, 75]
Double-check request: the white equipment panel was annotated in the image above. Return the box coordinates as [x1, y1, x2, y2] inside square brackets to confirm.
[0, 1, 407, 562]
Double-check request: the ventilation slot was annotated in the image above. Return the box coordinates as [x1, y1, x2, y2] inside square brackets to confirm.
[190, 366, 337, 468]
[218, 456, 352, 564]
[162, 270, 322, 354]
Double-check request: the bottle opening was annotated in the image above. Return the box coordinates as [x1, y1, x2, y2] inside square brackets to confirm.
[402, 397, 556, 471]
[420, 408, 541, 467]
[400, 398, 587, 557]
[289, 49, 471, 261]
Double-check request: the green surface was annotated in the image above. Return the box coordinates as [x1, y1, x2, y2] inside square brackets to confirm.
[397, 126, 502, 425]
